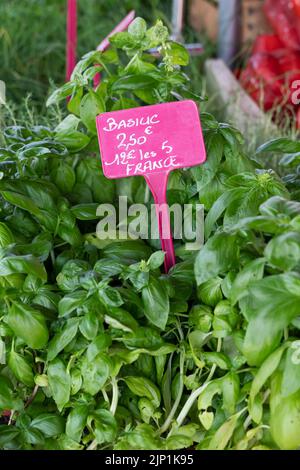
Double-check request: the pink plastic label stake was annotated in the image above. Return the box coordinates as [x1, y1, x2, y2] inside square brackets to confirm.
[66, 0, 77, 82]
[96, 100, 206, 272]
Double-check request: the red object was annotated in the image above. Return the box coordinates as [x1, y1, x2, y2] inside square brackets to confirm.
[264, 0, 300, 51]
[293, 0, 300, 17]
[252, 34, 284, 55]
[96, 101, 206, 272]
[240, 1, 300, 124]
[66, 0, 77, 82]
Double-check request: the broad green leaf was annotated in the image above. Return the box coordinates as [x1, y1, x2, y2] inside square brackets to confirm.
[111, 74, 158, 92]
[56, 259, 89, 292]
[195, 233, 238, 285]
[47, 318, 79, 361]
[142, 276, 170, 330]
[66, 405, 89, 443]
[6, 302, 49, 349]
[222, 372, 240, 415]
[0, 376, 23, 411]
[189, 330, 212, 368]
[0, 222, 14, 247]
[31, 414, 65, 437]
[249, 345, 286, 422]
[124, 376, 161, 408]
[147, 251, 165, 270]
[128, 17, 147, 38]
[71, 203, 99, 220]
[81, 353, 110, 395]
[89, 409, 117, 444]
[242, 274, 300, 365]
[0, 425, 20, 446]
[104, 307, 138, 333]
[98, 284, 123, 308]
[58, 290, 87, 317]
[205, 188, 242, 238]
[260, 196, 300, 218]
[79, 311, 99, 340]
[86, 333, 112, 361]
[80, 90, 105, 133]
[197, 277, 223, 307]
[8, 350, 34, 387]
[51, 162, 76, 194]
[264, 232, 300, 271]
[230, 258, 265, 305]
[208, 410, 245, 450]
[55, 130, 90, 152]
[115, 423, 162, 450]
[0, 255, 46, 281]
[256, 138, 300, 155]
[46, 82, 75, 106]
[165, 41, 189, 66]
[282, 343, 300, 397]
[102, 240, 152, 265]
[48, 359, 71, 411]
[202, 352, 231, 370]
[198, 380, 222, 411]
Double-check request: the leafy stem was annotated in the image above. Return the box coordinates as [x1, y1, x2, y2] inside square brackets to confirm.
[159, 348, 185, 435]
[110, 377, 119, 415]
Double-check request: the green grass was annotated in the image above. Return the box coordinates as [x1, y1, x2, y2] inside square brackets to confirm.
[0, 0, 170, 107]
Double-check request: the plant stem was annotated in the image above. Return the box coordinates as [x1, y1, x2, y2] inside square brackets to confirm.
[175, 381, 211, 428]
[174, 338, 222, 429]
[110, 377, 119, 415]
[159, 350, 185, 435]
[87, 378, 118, 451]
[24, 384, 39, 408]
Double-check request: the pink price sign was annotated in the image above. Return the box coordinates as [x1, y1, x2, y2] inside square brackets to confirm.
[96, 100, 206, 272]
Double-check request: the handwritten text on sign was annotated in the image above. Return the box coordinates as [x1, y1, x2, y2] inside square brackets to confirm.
[96, 100, 206, 179]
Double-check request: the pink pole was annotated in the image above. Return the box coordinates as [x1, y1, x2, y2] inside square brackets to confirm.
[66, 0, 77, 82]
[144, 173, 176, 273]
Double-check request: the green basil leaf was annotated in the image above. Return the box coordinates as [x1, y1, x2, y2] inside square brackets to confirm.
[47, 318, 79, 361]
[66, 405, 89, 443]
[80, 90, 105, 133]
[264, 232, 300, 271]
[242, 274, 300, 365]
[256, 138, 300, 155]
[282, 344, 300, 397]
[0, 425, 20, 446]
[165, 41, 189, 66]
[124, 376, 161, 408]
[81, 353, 110, 395]
[0, 255, 46, 281]
[147, 251, 165, 270]
[230, 258, 265, 305]
[7, 302, 49, 349]
[79, 311, 99, 340]
[55, 130, 90, 152]
[142, 276, 169, 330]
[58, 290, 87, 317]
[0, 376, 23, 411]
[47, 359, 71, 411]
[208, 410, 245, 450]
[89, 409, 117, 444]
[195, 233, 239, 285]
[8, 350, 34, 387]
[31, 414, 65, 437]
